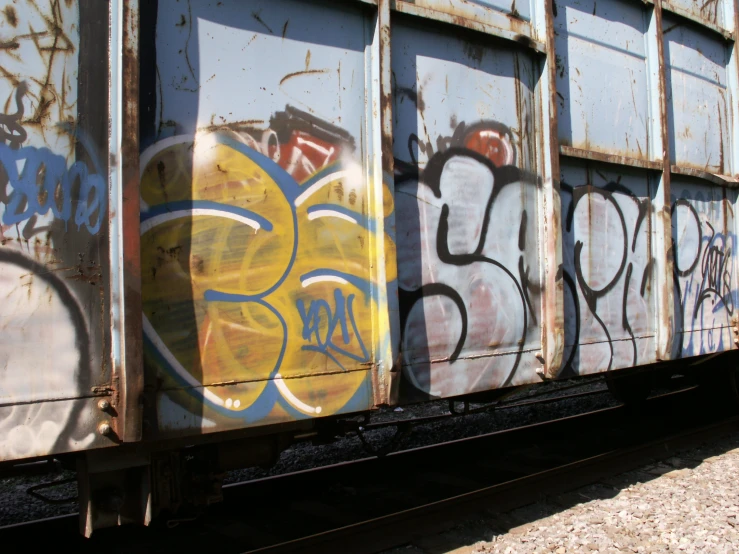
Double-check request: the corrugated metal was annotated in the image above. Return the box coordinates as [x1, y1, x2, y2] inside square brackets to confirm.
[139, 0, 739, 433]
[3, 0, 739, 461]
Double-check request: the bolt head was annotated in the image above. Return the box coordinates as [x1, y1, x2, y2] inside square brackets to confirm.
[98, 399, 111, 411]
[98, 422, 112, 436]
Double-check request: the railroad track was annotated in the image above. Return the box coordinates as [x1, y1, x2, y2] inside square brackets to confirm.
[2, 384, 737, 553]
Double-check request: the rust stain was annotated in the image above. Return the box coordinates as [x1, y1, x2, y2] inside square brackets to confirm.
[200, 119, 265, 133]
[333, 181, 344, 201]
[3, 5, 17, 27]
[463, 41, 483, 64]
[380, 91, 394, 174]
[717, 104, 724, 175]
[191, 255, 205, 275]
[560, 146, 662, 172]
[156, 160, 171, 205]
[512, 34, 536, 50]
[279, 68, 328, 86]
[251, 10, 273, 34]
[510, 0, 520, 18]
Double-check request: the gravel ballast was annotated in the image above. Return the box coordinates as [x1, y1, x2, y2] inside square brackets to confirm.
[385, 431, 739, 553]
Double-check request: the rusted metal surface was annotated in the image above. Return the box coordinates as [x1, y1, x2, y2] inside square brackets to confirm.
[651, 0, 676, 362]
[727, 0, 739, 181]
[375, 0, 401, 405]
[392, 0, 546, 53]
[671, 165, 739, 186]
[535, 0, 565, 378]
[136, 0, 739, 431]
[0, 0, 117, 462]
[560, 146, 663, 171]
[662, 0, 732, 38]
[2, 0, 737, 466]
[554, 0, 654, 163]
[554, 0, 739, 373]
[117, 0, 144, 443]
[663, 13, 732, 177]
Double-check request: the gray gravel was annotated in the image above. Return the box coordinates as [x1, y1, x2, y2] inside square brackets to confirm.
[384, 431, 739, 553]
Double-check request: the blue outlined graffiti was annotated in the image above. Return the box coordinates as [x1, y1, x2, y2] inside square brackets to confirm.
[297, 288, 371, 370]
[0, 142, 106, 235]
[141, 121, 381, 424]
[673, 195, 738, 357]
[0, 84, 106, 236]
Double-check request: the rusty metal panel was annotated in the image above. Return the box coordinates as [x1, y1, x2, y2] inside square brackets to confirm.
[647, 0, 677, 362]
[0, 1, 121, 461]
[375, 0, 401, 405]
[554, 0, 652, 161]
[391, 17, 547, 400]
[671, 178, 738, 356]
[560, 161, 657, 376]
[392, 0, 542, 50]
[410, 0, 532, 21]
[730, 2, 739, 181]
[664, 16, 732, 176]
[663, 0, 729, 32]
[140, 0, 391, 436]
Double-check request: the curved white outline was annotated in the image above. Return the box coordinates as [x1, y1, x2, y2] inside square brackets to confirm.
[140, 209, 262, 235]
[139, 134, 195, 179]
[274, 373, 322, 414]
[294, 170, 350, 207]
[301, 275, 349, 288]
[307, 209, 358, 224]
[142, 315, 226, 407]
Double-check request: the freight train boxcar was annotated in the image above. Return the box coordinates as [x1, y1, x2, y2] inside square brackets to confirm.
[0, 0, 737, 536]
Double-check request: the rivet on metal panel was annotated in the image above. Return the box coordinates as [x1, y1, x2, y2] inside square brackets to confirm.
[98, 422, 112, 436]
[98, 399, 111, 412]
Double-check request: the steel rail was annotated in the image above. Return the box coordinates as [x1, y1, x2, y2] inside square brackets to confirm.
[0, 386, 734, 554]
[245, 411, 739, 554]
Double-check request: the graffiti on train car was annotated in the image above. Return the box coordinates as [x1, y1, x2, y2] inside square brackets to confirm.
[0, 0, 109, 460]
[559, 178, 653, 375]
[558, 174, 739, 374]
[0, 87, 106, 235]
[395, 121, 540, 399]
[141, 106, 388, 423]
[672, 191, 737, 356]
